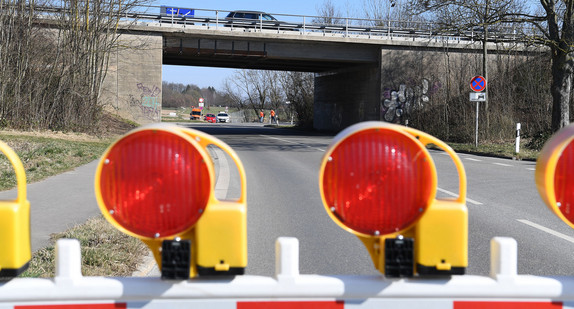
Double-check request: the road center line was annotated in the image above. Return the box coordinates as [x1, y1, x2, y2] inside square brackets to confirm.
[493, 162, 512, 167]
[437, 187, 483, 205]
[464, 158, 482, 162]
[517, 219, 574, 244]
[260, 134, 326, 152]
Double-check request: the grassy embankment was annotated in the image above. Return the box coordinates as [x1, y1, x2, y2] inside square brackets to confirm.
[0, 131, 148, 277]
[0, 125, 541, 278]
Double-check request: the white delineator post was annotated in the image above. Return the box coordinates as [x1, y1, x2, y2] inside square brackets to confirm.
[515, 123, 521, 154]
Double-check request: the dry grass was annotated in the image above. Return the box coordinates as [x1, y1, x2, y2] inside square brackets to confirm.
[0, 113, 137, 191]
[447, 140, 539, 161]
[0, 134, 111, 191]
[0, 115, 143, 278]
[0, 129, 108, 142]
[22, 216, 148, 278]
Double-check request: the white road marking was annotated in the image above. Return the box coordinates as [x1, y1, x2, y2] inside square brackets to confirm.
[464, 158, 482, 162]
[437, 187, 483, 205]
[493, 162, 512, 167]
[260, 135, 326, 152]
[526, 168, 536, 171]
[517, 219, 574, 244]
[213, 147, 230, 200]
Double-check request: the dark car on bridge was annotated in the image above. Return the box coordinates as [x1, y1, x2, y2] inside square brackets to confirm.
[225, 10, 298, 31]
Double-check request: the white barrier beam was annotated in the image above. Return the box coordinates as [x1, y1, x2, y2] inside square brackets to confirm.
[0, 237, 570, 308]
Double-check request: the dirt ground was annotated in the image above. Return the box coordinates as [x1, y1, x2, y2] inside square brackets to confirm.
[95, 112, 139, 137]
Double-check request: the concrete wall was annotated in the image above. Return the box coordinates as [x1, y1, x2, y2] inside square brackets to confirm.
[377, 43, 533, 127]
[313, 41, 538, 132]
[379, 46, 453, 125]
[314, 62, 381, 131]
[101, 32, 163, 124]
[99, 24, 537, 131]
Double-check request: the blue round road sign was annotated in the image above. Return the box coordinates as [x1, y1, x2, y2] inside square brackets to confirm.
[470, 76, 486, 92]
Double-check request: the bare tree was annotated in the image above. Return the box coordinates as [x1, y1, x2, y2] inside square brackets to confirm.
[279, 72, 314, 128]
[362, 0, 416, 23]
[0, 0, 38, 128]
[222, 79, 246, 109]
[314, 0, 343, 25]
[406, 0, 527, 135]
[410, 0, 574, 132]
[0, 0, 150, 132]
[222, 70, 314, 126]
[266, 71, 285, 110]
[221, 70, 265, 122]
[200, 86, 216, 109]
[534, 0, 574, 131]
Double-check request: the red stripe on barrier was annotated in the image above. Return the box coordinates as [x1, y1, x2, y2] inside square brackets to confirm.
[454, 301, 562, 309]
[16, 304, 126, 309]
[238, 300, 344, 309]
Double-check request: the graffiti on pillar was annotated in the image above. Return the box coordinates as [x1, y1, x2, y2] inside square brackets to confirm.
[128, 83, 161, 121]
[381, 78, 442, 123]
[137, 83, 161, 98]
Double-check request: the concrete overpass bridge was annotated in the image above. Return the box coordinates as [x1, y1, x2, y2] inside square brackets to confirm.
[92, 5, 534, 131]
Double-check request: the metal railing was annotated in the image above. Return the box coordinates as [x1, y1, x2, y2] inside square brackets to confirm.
[29, 4, 537, 44]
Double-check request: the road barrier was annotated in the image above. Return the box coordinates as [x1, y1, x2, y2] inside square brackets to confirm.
[0, 237, 571, 308]
[2, 122, 574, 307]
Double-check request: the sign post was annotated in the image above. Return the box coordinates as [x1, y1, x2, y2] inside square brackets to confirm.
[470, 76, 487, 147]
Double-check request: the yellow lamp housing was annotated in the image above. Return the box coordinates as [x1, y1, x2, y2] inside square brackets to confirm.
[95, 123, 247, 279]
[536, 124, 574, 229]
[0, 141, 31, 278]
[319, 121, 468, 277]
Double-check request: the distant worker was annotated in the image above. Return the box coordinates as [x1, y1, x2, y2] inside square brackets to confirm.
[270, 109, 277, 124]
[259, 110, 264, 123]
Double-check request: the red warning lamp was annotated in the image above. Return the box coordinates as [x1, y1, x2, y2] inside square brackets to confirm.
[95, 123, 247, 279]
[98, 128, 212, 239]
[536, 124, 574, 228]
[320, 121, 468, 277]
[322, 127, 436, 236]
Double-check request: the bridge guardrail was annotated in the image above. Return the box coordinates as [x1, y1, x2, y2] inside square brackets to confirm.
[27, 4, 534, 44]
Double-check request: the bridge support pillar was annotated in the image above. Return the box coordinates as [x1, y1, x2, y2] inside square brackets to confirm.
[313, 63, 381, 131]
[101, 32, 163, 125]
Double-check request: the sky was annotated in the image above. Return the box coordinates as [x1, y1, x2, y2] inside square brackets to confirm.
[155, 0, 357, 91]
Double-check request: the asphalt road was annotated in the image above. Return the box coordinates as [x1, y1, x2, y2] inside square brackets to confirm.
[177, 122, 375, 276]
[184, 122, 574, 277]
[2, 122, 573, 277]
[0, 161, 101, 252]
